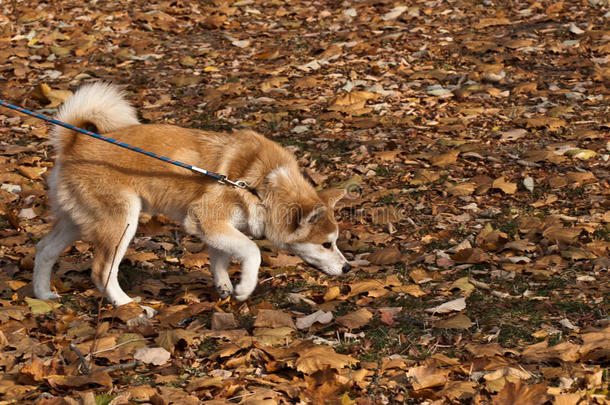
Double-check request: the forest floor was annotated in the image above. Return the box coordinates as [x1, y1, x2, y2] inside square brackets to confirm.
[0, 0, 609, 404]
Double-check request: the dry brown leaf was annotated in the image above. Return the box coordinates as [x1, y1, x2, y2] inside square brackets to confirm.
[296, 310, 333, 330]
[254, 309, 296, 329]
[492, 176, 517, 194]
[492, 380, 549, 405]
[451, 248, 490, 264]
[211, 312, 238, 330]
[429, 150, 460, 167]
[337, 308, 373, 329]
[366, 246, 402, 265]
[409, 268, 433, 284]
[155, 329, 198, 354]
[47, 371, 113, 390]
[186, 376, 224, 392]
[347, 279, 388, 298]
[38, 83, 73, 107]
[134, 347, 171, 366]
[435, 314, 473, 329]
[425, 298, 466, 314]
[407, 366, 449, 390]
[295, 345, 358, 374]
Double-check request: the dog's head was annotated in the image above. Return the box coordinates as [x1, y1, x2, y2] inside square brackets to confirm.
[282, 189, 351, 276]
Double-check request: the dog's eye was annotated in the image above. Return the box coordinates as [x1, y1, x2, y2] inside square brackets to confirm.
[322, 242, 332, 249]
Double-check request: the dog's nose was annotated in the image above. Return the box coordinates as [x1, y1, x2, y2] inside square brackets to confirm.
[342, 262, 352, 273]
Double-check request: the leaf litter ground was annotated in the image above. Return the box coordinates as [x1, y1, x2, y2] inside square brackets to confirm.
[0, 0, 609, 404]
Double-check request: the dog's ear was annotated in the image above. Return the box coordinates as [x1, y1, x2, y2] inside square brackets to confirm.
[301, 205, 327, 226]
[317, 188, 346, 209]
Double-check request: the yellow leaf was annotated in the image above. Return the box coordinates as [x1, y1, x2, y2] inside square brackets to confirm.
[39, 83, 73, 108]
[449, 277, 475, 296]
[564, 149, 597, 160]
[324, 286, 340, 301]
[341, 392, 356, 405]
[25, 297, 61, 315]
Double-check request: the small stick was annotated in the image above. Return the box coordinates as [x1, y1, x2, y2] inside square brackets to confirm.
[70, 342, 90, 374]
[90, 338, 148, 356]
[95, 360, 142, 374]
[259, 273, 286, 284]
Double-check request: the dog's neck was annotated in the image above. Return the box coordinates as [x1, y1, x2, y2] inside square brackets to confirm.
[251, 165, 320, 247]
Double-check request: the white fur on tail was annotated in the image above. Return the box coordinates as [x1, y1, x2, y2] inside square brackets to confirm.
[52, 82, 140, 154]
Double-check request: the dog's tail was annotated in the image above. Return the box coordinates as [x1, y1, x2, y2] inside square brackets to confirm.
[52, 82, 140, 154]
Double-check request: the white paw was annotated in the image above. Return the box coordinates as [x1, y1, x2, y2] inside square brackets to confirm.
[35, 291, 61, 300]
[233, 283, 254, 302]
[140, 305, 157, 319]
[216, 282, 234, 299]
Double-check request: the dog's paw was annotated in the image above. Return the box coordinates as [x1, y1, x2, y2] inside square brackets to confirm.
[35, 291, 61, 300]
[233, 283, 254, 302]
[216, 282, 234, 299]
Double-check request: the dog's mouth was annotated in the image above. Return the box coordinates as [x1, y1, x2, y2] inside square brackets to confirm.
[304, 261, 350, 276]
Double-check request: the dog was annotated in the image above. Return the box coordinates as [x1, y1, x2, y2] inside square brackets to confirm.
[32, 82, 351, 309]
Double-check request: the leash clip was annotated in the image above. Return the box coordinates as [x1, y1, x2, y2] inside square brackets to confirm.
[219, 176, 248, 189]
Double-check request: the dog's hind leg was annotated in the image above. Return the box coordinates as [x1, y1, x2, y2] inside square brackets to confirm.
[33, 213, 80, 300]
[209, 247, 233, 298]
[89, 194, 140, 308]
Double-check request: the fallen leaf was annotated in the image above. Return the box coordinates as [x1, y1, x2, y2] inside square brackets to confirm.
[38, 83, 73, 107]
[492, 380, 549, 405]
[337, 308, 373, 329]
[492, 176, 517, 194]
[25, 297, 61, 315]
[134, 347, 171, 366]
[295, 345, 358, 374]
[435, 314, 473, 329]
[254, 310, 296, 329]
[155, 329, 198, 354]
[296, 310, 333, 330]
[407, 366, 449, 390]
[366, 246, 402, 265]
[425, 298, 466, 314]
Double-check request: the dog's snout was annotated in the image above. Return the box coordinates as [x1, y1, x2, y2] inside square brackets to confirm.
[342, 262, 352, 273]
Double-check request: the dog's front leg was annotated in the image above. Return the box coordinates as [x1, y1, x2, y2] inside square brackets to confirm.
[204, 226, 261, 302]
[232, 238, 261, 301]
[209, 247, 234, 298]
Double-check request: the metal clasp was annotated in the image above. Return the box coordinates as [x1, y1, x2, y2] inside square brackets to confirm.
[221, 177, 249, 189]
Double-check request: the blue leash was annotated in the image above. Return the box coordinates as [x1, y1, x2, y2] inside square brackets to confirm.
[0, 99, 248, 189]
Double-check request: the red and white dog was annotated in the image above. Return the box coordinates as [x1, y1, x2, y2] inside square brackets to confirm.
[33, 83, 350, 310]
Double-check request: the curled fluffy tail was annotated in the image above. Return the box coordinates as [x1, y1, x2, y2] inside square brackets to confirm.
[52, 82, 140, 154]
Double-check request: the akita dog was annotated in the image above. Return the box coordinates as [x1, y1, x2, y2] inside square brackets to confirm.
[33, 83, 351, 308]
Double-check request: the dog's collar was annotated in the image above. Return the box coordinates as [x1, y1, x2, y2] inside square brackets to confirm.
[246, 185, 260, 199]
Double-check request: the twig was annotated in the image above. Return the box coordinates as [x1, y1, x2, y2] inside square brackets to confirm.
[259, 273, 286, 284]
[70, 342, 90, 374]
[95, 360, 142, 374]
[89, 338, 148, 356]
